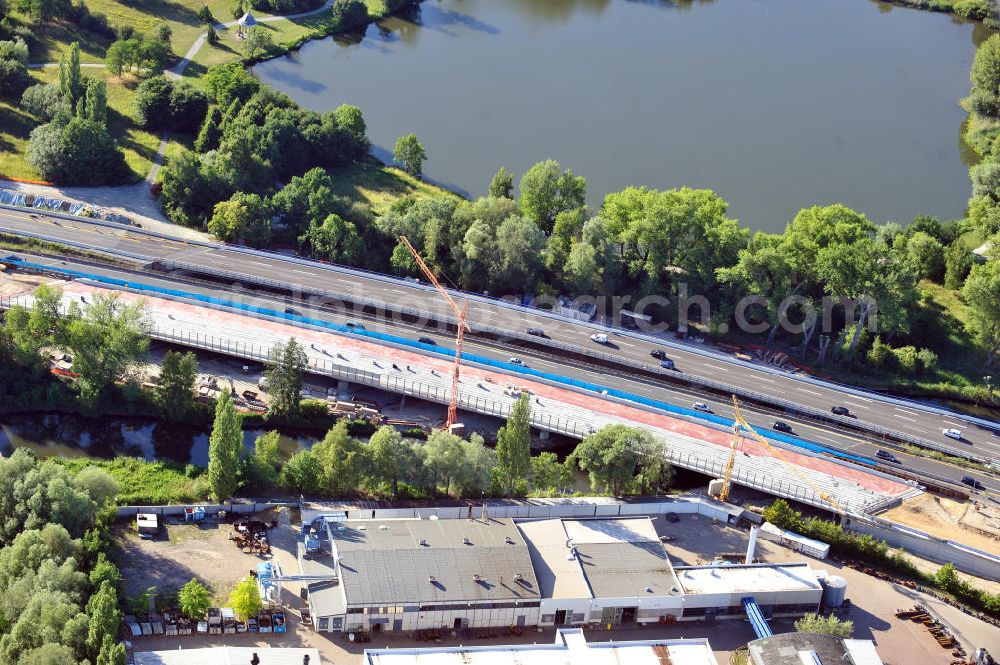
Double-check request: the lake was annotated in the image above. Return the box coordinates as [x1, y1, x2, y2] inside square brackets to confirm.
[254, 0, 984, 232]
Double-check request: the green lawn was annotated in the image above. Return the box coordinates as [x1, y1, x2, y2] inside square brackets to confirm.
[326, 158, 461, 215]
[0, 68, 163, 183]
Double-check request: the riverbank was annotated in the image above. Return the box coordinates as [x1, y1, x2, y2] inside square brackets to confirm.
[882, 0, 999, 26]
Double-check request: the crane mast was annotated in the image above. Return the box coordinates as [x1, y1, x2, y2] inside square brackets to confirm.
[398, 235, 471, 430]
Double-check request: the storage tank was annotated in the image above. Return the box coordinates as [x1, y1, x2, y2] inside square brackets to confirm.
[821, 575, 847, 609]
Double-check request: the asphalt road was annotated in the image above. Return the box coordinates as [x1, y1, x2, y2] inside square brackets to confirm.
[8, 250, 998, 495]
[2, 207, 999, 461]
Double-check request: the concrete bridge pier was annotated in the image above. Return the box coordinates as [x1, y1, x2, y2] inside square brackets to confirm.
[337, 380, 351, 401]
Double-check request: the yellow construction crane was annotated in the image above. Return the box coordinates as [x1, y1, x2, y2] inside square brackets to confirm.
[398, 235, 471, 430]
[719, 396, 843, 514]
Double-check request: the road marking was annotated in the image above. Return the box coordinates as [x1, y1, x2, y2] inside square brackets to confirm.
[942, 420, 963, 428]
[893, 413, 917, 422]
[290, 269, 312, 275]
[702, 363, 729, 372]
[844, 400, 869, 410]
[755, 377, 776, 383]
[248, 261, 271, 267]
[798, 388, 822, 396]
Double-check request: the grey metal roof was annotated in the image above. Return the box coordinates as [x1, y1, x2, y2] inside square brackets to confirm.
[574, 541, 681, 599]
[748, 633, 851, 665]
[328, 519, 540, 607]
[308, 579, 346, 618]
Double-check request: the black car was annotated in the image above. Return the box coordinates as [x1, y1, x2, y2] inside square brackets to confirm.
[418, 337, 436, 345]
[961, 475, 985, 490]
[525, 327, 546, 337]
[345, 320, 365, 330]
[831, 406, 850, 416]
[650, 349, 667, 360]
[773, 421, 793, 433]
[875, 450, 900, 463]
[284, 307, 299, 316]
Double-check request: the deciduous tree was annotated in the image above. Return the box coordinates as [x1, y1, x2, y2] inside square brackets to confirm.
[394, 132, 426, 176]
[962, 260, 1000, 366]
[229, 577, 262, 621]
[494, 393, 531, 496]
[265, 337, 307, 416]
[157, 350, 199, 422]
[178, 578, 211, 619]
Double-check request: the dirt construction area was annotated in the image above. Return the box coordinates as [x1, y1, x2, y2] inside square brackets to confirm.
[882, 493, 1000, 554]
[117, 507, 298, 602]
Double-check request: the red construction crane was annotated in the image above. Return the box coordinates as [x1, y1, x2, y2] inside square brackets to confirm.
[398, 235, 471, 429]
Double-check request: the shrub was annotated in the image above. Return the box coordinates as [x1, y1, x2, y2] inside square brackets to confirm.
[298, 399, 330, 419]
[21, 83, 66, 120]
[953, 0, 994, 20]
[866, 336, 891, 368]
[0, 56, 29, 97]
[916, 347, 938, 374]
[168, 82, 209, 133]
[330, 0, 368, 28]
[134, 76, 174, 130]
[892, 345, 919, 376]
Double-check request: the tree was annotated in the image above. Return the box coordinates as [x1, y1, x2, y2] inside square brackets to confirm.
[206, 24, 219, 46]
[905, 231, 945, 282]
[154, 21, 172, 45]
[265, 337, 307, 416]
[567, 425, 662, 496]
[104, 39, 131, 78]
[944, 243, 975, 290]
[0, 44, 29, 97]
[300, 213, 364, 264]
[518, 159, 587, 232]
[495, 215, 546, 293]
[204, 62, 260, 106]
[195, 106, 223, 152]
[82, 78, 107, 127]
[455, 435, 496, 497]
[63, 293, 149, 403]
[134, 76, 174, 130]
[228, 577, 262, 621]
[178, 578, 211, 619]
[168, 82, 209, 133]
[530, 452, 572, 494]
[2, 282, 63, 365]
[489, 166, 514, 198]
[254, 431, 280, 480]
[972, 34, 1000, 104]
[58, 42, 82, 104]
[962, 260, 1000, 366]
[244, 26, 273, 59]
[97, 635, 126, 665]
[86, 581, 121, 656]
[312, 421, 365, 495]
[367, 426, 413, 496]
[564, 241, 602, 296]
[208, 192, 272, 247]
[494, 393, 531, 495]
[394, 133, 426, 176]
[21, 83, 67, 121]
[794, 612, 854, 638]
[423, 430, 466, 496]
[19, 643, 77, 665]
[272, 167, 343, 235]
[207, 389, 242, 500]
[279, 450, 325, 494]
[762, 498, 803, 531]
[157, 350, 198, 422]
[330, 0, 368, 28]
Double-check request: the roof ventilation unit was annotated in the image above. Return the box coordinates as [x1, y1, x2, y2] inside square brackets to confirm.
[462, 537, 471, 545]
[418, 538, 428, 546]
[427, 575, 436, 584]
[473, 574, 482, 582]
[379, 525, 388, 530]
[513, 573, 523, 582]
[505, 536, 514, 545]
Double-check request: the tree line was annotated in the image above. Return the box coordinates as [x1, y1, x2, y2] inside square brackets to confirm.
[0, 449, 125, 665]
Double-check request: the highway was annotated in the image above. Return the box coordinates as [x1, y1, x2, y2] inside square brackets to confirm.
[6, 250, 998, 495]
[1, 206, 999, 461]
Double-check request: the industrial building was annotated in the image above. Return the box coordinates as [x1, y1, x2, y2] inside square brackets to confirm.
[296, 514, 835, 635]
[747, 632, 884, 665]
[363, 627, 720, 665]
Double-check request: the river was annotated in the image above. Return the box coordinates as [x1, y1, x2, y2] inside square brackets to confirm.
[254, 0, 984, 231]
[0, 414, 317, 466]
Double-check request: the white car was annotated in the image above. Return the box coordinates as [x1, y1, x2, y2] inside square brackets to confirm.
[509, 357, 525, 366]
[590, 333, 608, 344]
[693, 402, 712, 413]
[943, 428, 963, 440]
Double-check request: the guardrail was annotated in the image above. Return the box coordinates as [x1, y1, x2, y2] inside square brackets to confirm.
[3, 204, 998, 437]
[153, 258, 991, 465]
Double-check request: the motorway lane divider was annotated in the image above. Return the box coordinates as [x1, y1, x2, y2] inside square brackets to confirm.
[2, 257, 886, 470]
[150, 257, 993, 466]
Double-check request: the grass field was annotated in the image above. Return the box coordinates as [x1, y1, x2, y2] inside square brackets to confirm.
[0, 68, 164, 183]
[327, 157, 461, 214]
